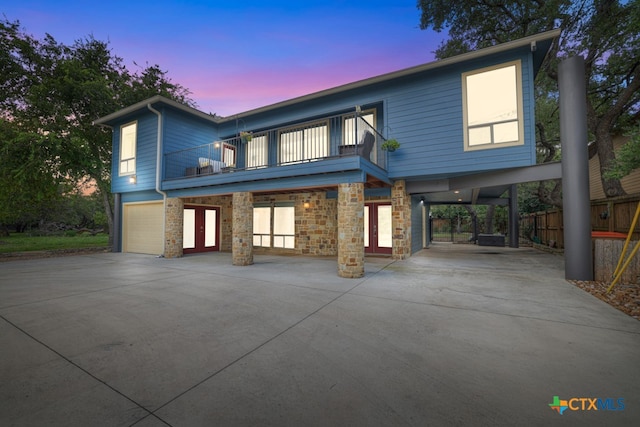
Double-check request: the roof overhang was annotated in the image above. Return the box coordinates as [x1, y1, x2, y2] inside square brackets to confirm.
[93, 95, 221, 127]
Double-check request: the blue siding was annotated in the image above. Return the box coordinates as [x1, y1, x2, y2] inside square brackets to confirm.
[385, 51, 536, 180]
[112, 112, 159, 193]
[108, 43, 542, 195]
[163, 108, 219, 153]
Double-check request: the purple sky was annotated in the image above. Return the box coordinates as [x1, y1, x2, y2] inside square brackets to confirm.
[3, 0, 443, 117]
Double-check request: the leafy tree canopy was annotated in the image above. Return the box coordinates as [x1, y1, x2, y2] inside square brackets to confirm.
[0, 18, 195, 242]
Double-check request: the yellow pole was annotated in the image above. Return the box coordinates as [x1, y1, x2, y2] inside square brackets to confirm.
[607, 239, 640, 293]
[613, 201, 640, 278]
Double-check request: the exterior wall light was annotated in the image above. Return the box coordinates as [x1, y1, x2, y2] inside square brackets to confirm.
[303, 201, 310, 209]
[129, 175, 137, 184]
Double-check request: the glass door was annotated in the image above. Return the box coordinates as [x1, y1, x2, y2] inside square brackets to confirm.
[183, 206, 220, 254]
[364, 202, 392, 254]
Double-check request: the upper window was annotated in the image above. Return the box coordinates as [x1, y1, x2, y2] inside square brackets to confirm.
[279, 121, 328, 164]
[119, 122, 137, 175]
[246, 133, 268, 169]
[343, 110, 375, 146]
[222, 142, 236, 167]
[462, 60, 524, 150]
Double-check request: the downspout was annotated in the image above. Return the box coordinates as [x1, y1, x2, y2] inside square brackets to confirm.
[147, 104, 167, 257]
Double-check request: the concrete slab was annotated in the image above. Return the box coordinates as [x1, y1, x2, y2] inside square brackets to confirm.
[1, 245, 639, 426]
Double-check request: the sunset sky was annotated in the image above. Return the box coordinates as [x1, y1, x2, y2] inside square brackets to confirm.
[3, 0, 443, 117]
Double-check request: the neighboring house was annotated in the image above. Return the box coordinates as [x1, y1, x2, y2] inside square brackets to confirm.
[94, 30, 560, 278]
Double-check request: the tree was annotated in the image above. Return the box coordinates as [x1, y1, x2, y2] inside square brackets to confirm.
[605, 126, 640, 179]
[417, 0, 640, 201]
[0, 19, 195, 244]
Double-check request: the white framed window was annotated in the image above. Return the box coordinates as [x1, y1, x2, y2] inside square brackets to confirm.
[462, 60, 524, 150]
[343, 110, 376, 146]
[253, 204, 295, 249]
[246, 133, 268, 169]
[222, 142, 236, 167]
[119, 121, 137, 175]
[279, 121, 328, 164]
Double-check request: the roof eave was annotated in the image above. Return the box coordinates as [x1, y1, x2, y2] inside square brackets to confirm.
[93, 95, 221, 126]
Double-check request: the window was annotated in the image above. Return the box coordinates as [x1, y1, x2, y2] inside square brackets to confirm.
[253, 204, 295, 249]
[247, 134, 268, 169]
[279, 121, 328, 164]
[462, 60, 523, 150]
[222, 143, 236, 167]
[343, 111, 375, 146]
[119, 122, 137, 175]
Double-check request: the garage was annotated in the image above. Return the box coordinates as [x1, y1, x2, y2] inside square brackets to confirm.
[122, 202, 164, 255]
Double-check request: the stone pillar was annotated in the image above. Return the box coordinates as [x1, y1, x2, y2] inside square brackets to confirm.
[337, 183, 364, 278]
[232, 192, 253, 266]
[165, 197, 184, 258]
[392, 180, 411, 260]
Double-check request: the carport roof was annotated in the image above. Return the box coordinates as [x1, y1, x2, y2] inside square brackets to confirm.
[409, 162, 562, 205]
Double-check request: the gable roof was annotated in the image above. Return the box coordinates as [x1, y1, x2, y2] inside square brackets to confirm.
[94, 29, 560, 126]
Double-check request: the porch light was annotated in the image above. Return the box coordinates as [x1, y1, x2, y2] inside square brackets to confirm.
[129, 175, 137, 184]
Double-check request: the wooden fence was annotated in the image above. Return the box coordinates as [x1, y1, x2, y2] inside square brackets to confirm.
[519, 195, 640, 249]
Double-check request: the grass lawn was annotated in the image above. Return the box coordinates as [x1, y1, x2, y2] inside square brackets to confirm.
[0, 233, 109, 253]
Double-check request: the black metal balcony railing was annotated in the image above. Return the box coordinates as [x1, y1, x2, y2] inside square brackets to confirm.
[164, 113, 388, 180]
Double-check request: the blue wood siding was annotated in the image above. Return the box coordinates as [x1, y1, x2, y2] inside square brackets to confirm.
[163, 108, 219, 153]
[112, 112, 159, 194]
[110, 44, 540, 197]
[385, 51, 536, 180]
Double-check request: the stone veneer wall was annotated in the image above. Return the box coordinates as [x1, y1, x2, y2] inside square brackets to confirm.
[253, 192, 338, 256]
[182, 195, 233, 252]
[164, 197, 184, 258]
[337, 183, 365, 278]
[391, 180, 411, 260]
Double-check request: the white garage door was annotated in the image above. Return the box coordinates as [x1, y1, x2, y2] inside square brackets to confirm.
[123, 202, 163, 255]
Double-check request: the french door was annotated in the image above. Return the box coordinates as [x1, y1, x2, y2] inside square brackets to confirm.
[183, 206, 220, 254]
[364, 202, 392, 254]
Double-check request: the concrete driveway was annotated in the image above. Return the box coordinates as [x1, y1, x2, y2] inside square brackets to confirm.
[1, 244, 639, 426]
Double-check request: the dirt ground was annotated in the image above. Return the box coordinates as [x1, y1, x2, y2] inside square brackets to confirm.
[570, 280, 640, 321]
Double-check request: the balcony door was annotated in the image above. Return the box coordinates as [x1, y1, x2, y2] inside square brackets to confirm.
[364, 202, 392, 254]
[183, 206, 220, 254]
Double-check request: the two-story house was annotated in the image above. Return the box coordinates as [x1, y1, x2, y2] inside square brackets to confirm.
[94, 30, 560, 278]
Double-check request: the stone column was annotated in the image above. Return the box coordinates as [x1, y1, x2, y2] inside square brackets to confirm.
[392, 180, 411, 260]
[165, 197, 184, 258]
[337, 183, 364, 278]
[232, 192, 253, 266]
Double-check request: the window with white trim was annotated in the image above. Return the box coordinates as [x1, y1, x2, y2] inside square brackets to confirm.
[246, 134, 268, 169]
[222, 143, 236, 167]
[462, 60, 524, 150]
[279, 121, 328, 164]
[253, 204, 295, 249]
[343, 110, 375, 146]
[119, 122, 137, 175]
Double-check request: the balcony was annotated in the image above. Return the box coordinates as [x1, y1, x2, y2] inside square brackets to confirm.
[164, 114, 388, 183]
